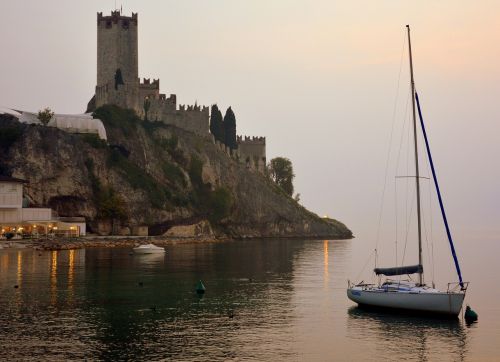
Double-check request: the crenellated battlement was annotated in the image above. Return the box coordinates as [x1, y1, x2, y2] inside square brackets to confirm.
[179, 104, 209, 113]
[140, 78, 159, 88]
[158, 93, 176, 103]
[97, 11, 138, 27]
[237, 135, 266, 144]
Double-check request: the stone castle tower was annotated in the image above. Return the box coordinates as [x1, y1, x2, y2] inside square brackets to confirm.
[89, 10, 265, 169]
[90, 11, 210, 137]
[95, 11, 139, 111]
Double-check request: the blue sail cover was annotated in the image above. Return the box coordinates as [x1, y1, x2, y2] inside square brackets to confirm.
[415, 92, 464, 288]
[374, 264, 423, 276]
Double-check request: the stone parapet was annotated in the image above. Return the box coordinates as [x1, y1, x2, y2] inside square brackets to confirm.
[97, 11, 138, 26]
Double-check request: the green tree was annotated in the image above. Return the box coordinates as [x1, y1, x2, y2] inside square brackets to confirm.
[210, 104, 225, 143]
[268, 157, 295, 196]
[208, 187, 233, 223]
[223, 106, 237, 150]
[37, 108, 54, 126]
[97, 187, 128, 221]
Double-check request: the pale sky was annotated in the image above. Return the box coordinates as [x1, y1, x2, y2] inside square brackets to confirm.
[1, 1, 499, 245]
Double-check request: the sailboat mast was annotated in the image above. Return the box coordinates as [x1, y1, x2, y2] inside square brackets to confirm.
[406, 25, 424, 286]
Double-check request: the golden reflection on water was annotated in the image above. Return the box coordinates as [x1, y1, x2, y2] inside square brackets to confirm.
[323, 240, 329, 287]
[16, 251, 22, 286]
[68, 249, 75, 305]
[0, 253, 8, 274]
[50, 250, 57, 306]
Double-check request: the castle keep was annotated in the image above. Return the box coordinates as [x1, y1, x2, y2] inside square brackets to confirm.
[91, 11, 265, 171]
[92, 11, 209, 136]
[95, 12, 139, 113]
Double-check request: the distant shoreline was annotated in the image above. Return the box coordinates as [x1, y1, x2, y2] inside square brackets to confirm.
[0, 234, 353, 251]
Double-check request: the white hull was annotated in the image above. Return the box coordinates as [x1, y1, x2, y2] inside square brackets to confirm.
[347, 287, 465, 316]
[133, 244, 165, 254]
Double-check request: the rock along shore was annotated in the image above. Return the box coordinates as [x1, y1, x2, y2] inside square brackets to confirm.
[0, 234, 351, 251]
[0, 236, 224, 251]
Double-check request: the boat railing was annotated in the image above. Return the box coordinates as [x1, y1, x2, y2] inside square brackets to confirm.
[447, 281, 469, 293]
[348, 280, 375, 289]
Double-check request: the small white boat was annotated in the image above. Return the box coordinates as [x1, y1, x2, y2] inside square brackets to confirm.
[347, 25, 468, 317]
[133, 243, 165, 254]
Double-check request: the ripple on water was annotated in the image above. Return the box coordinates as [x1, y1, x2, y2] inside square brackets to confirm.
[0, 240, 496, 361]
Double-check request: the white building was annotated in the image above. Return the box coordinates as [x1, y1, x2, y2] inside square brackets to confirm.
[0, 175, 85, 238]
[0, 108, 107, 141]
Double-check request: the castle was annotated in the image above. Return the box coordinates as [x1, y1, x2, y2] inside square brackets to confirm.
[88, 11, 266, 172]
[89, 11, 209, 137]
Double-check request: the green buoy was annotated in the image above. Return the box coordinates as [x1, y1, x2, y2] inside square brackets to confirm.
[196, 280, 206, 295]
[464, 305, 478, 323]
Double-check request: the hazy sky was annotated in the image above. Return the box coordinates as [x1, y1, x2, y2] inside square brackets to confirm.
[1, 1, 499, 246]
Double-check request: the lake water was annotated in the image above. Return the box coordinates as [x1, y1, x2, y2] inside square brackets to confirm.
[0, 238, 498, 361]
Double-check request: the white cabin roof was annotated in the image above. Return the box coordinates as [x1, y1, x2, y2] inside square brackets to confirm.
[0, 107, 107, 140]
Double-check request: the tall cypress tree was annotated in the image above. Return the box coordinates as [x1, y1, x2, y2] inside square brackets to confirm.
[210, 104, 224, 143]
[223, 107, 237, 150]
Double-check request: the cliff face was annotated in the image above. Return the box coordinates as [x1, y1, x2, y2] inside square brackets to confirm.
[0, 107, 352, 239]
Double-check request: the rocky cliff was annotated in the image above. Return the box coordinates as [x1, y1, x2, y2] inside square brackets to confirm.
[0, 107, 352, 239]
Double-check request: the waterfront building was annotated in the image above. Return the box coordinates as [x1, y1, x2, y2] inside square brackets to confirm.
[0, 176, 85, 238]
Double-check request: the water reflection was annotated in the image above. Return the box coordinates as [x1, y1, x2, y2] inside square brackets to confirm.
[0, 240, 490, 361]
[80, 240, 301, 360]
[0, 253, 8, 274]
[68, 249, 75, 305]
[347, 306, 468, 361]
[133, 252, 166, 265]
[324, 240, 329, 287]
[50, 250, 58, 306]
[16, 251, 22, 286]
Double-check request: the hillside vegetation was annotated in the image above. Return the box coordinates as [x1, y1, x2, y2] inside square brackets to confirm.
[0, 107, 352, 239]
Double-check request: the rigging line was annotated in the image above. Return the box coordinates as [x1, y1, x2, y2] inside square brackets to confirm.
[395, 178, 398, 267]
[354, 249, 376, 284]
[374, 30, 407, 252]
[405, 86, 411, 249]
[421, 121, 436, 285]
[393, 86, 411, 264]
[421, 180, 434, 284]
[421, 133, 436, 285]
[395, 88, 411, 173]
[430, 176, 435, 284]
[398, 184, 416, 283]
[394, 85, 412, 250]
[375, 30, 406, 249]
[415, 92, 463, 287]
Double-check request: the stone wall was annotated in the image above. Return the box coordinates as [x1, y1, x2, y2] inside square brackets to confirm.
[96, 82, 139, 111]
[147, 100, 210, 138]
[168, 104, 210, 137]
[145, 95, 176, 121]
[96, 11, 139, 111]
[237, 136, 266, 173]
[138, 78, 160, 104]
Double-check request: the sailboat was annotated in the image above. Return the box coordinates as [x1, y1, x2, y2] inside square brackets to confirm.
[347, 25, 468, 316]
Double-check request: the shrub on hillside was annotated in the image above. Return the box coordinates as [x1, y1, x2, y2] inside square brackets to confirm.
[93, 105, 138, 136]
[0, 124, 23, 151]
